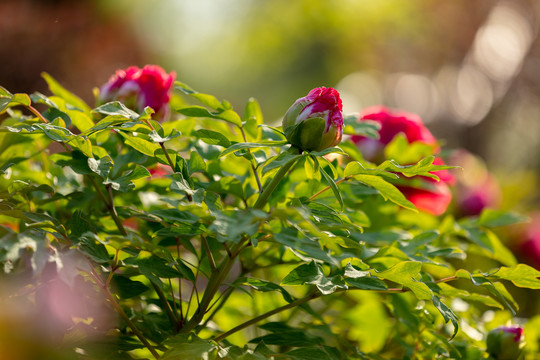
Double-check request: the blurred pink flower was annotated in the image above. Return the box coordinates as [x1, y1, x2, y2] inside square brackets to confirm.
[519, 214, 540, 269]
[351, 106, 453, 215]
[450, 149, 501, 217]
[100, 64, 176, 121]
[352, 106, 437, 150]
[282, 87, 343, 152]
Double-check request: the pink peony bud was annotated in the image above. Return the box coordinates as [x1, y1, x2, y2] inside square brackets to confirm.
[486, 325, 525, 359]
[351, 106, 453, 215]
[282, 87, 343, 152]
[100, 65, 176, 121]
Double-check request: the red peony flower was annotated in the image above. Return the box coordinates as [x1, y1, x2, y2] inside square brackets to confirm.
[352, 106, 453, 215]
[100, 65, 176, 121]
[282, 87, 343, 152]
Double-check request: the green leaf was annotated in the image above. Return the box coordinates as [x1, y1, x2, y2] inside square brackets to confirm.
[50, 151, 93, 175]
[286, 346, 340, 360]
[148, 128, 181, 143]
[353, 174, 417, 211]
[456, 269, 518, 314]
[487, 264, 540, 289]
[34, 123, 73, 142]
[281, 261, 347, 295]
[161, 334, 217, 360]
[237, 277, 293, 303]
[344, 161, 398, 180]
[219, 140, 288, 158]
[193, 129, 231, 147]
[128, 255, 183, 280]
[249, 324, 323, 347]
[477, 209, 529, 228]
[377, 156, 454, 181]
[78, 233, 110, 264]
[80, 115, 134, 136]
[42, 72, 91, 113]
[88, 156, 113, 178]
[177, 105, 242, 127]
[0, 93, 32, 114]
[432, 296, 459, 339]
[188, 150, 206, 173]
[242, 97, 263, 140]
[112, 275, 150, 299]
[384, 133, 436, 164]
[69, 136, 93, 158]
[190, 93, 223, 110]
[154, 222, 207, 238]
[104, 166, 150, 192]
[342, 114, 380, 138]
[464, 227, 517, 266]
[118, 131, 160, 157]
[262, 151, 303, 176]
[93, 101, 139, 120]
[371, 261, 432, 300]
[319, 166, 343, 210]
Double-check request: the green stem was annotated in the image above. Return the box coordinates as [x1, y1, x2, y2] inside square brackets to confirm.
[151, 281, 179, 333]
[202, 235, 217, 273]
[253, 148, 301, 210]
[239, 126, 263, 193]
[307, 175, 351, 202]
[89, 267, 160, 359]
[181, 241, 244, 333]
[105, 184, 128, 236]
[213, 291, 321, 342]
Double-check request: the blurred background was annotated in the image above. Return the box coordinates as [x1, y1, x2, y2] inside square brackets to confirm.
[2, 0, 540, 256]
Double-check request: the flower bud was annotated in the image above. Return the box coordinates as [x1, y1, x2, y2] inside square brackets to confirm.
[282, 87, 343, 152]
[486, 325, 524, 360]
[99, 65, 176, 121]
